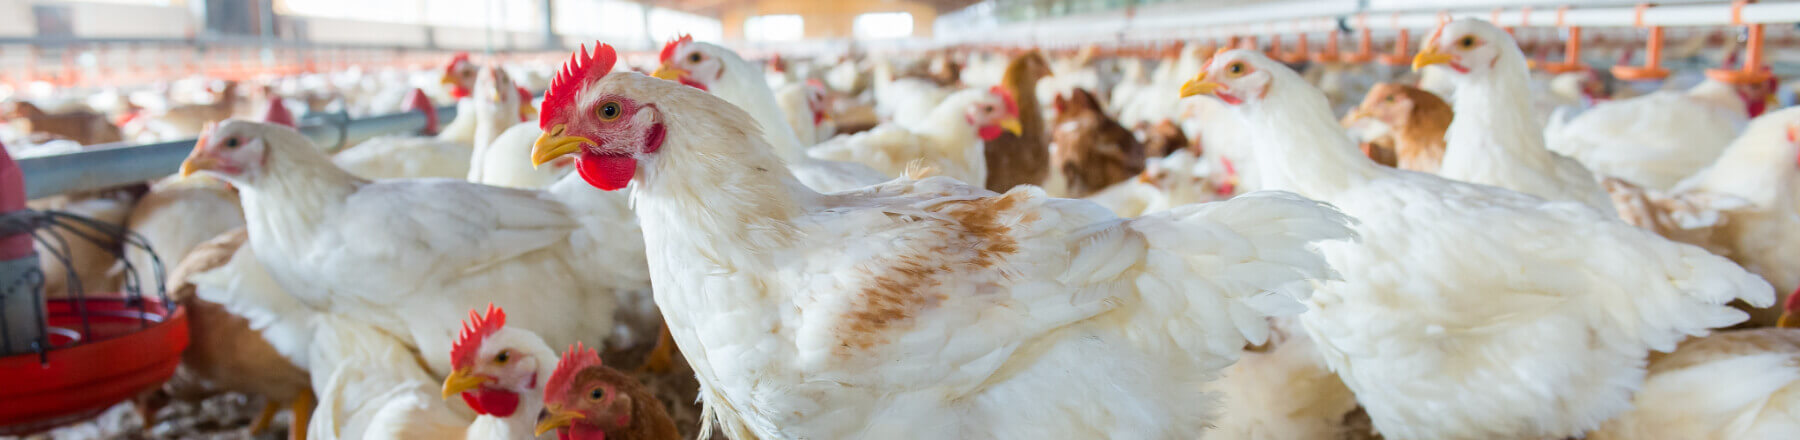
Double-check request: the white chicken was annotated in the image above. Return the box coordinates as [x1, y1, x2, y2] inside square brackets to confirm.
[1415, 19, 1614, 213]
[1182, 49, 1773, 440]
[1083, 149, 1221, 218]
[871, 57, 957, 128]
[1202, 317, 1362, 440]
[529, 43, 1356, 439]
[774, 79, 833, 146]
[122, 174, 244, 298]
[1590, 326, 1800, 440]
[808, 86, 1020, 185]
[653, 37, 889, 192]
[1548, 73, 1777, 190]
[466, 66, 573, 189]
[437, 305, 561, 440]
[1648, 107, 1800, 326]
[334, 83, 521, 180]
[178, 119, 617, 379]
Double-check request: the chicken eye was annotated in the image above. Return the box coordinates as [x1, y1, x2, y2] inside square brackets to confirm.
[224, 138, 240, 149]
[494, 350, 509, 363]
[689, 53, 703, 63]
[1228, 63, 1245, 75]
[597, 102, 622, 121]
[589, 388, 605, 400]
[1384, 95, 1396, 103]
[982, 105, 994, 113]
[1459, 36, 1477, 48]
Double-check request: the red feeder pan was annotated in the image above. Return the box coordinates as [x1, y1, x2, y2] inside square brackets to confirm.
[0, 298, 188, 435]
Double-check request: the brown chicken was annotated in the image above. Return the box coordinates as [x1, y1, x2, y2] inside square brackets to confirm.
[2, 101, 124, 145]
[982, 50, 1053, 193]
[1134, 119, 1192, 159]
[538, 343, 680, 440]
[1345, 83, 1451, 173]
[146, 227, 313, 440]
[1051, 88, 1145, 198]
[153, 81, 239, 135]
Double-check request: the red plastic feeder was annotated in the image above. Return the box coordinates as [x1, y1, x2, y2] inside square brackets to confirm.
[0, 142, 188, 435]
[0, 299, 188, 435]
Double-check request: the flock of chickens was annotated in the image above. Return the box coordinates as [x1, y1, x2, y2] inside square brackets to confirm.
[6, 15, 1800, 440]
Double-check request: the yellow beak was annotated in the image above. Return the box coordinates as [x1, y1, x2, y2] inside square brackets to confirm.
[1412, 46, 1453, 72]
[532, 125, 591, 168]
[440, 74, 456, 86]
[520, 104, 538, 121]
[999, 117, 1023, 136]
[440, 367, 488, 399]
[535, 407, 584, 436]
[651, 62, 688, 82]
[1179, 72, 1222, 98]
[1343, 108, 1373, 124]
[178, 156, 216, 178]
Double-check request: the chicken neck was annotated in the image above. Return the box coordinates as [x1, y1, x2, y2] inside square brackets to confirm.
[1239, 84, 1383, 199]
[1686, 79, 1754, 118]
[1440, 54, 1563, 178]
[236, 134, 366, 305]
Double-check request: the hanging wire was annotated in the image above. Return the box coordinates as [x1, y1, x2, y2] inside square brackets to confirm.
[0, 207, 168, 360]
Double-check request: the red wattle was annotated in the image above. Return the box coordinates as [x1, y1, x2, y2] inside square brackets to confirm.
[458, 388, 521, 416]
[977, 125, 1004, 141]
[577, 151, 637, 191]
[678, 77, 708, 91]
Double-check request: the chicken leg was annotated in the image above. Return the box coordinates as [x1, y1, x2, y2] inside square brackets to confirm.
[289, 388, 315, 440]
[248, 399, 279, 435]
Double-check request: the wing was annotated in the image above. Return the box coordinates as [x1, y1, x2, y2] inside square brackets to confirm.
[780, 181, 1352, 394]
[308, 179, 579, 297]
[1314, 174, 1772, 359]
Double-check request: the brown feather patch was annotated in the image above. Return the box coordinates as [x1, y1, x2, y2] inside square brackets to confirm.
[836, 192, 1032, 352]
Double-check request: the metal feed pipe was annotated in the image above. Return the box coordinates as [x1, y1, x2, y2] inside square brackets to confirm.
[16, 103, 455, 200]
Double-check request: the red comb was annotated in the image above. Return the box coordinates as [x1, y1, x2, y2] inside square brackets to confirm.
[445, 52, 471, 77]
[546, 342, 603, 394]
[450, 304, 507, 367]
[805, 78, 826, 90]
[195, 121, 215, 151]
[540, 43, 619, 131]
[659, 35, 694, 64]
[988, 85, 1019, 116]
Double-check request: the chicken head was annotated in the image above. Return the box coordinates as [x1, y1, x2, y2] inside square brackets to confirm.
[536, 343, 656, 440]
[651, 35, 719, 91]
[442, 52, 478, 99]
[474, 65, 527, 122]
[1412, 18, 1512, 78]
[441, 304, 549, 418]
[179, 120, 277, 181]
[968, 85, 1024, 141]
[804, 79, 831, 126]
[1346, 83, 1419, 129]
[1179, 49, 1277, 106]
[533, 43, 665, 191]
